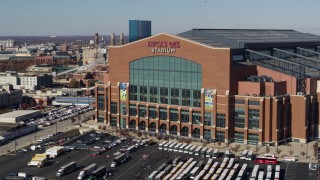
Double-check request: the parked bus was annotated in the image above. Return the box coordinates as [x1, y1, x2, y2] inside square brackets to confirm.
[206, 148, 213, 158]
[275, 165, 281, 172]
[237, 169, 245, 179]
[255, 155, 278, 165]
[266, 171, 272, 180]
[194, 146, 202, 156]
[274, 171, 280, 180]
[218, 174, 226, 180]
[216, 167, 223, 174]
[233, 163, 239, 170]
[168, 142, 177, 151]
[174, 143, 182, 152]
[56, 162, 77, 177]
[189, 145, 197, 154]
[194, 170, 206, 180]
[157, 163, 167, 172]
[89, 166, 106, 180]
[225, 150, 231, 158]
[222, 169, 229, 176]
[179, 144, 187, 153]
[241, 163, 248, 171]
[126, 145, 136, 153]
[184, 144, 193, 153]
[258, 171, 264, 180]
[155, 171, 166, 180]
[251, 165, 259, 179]
[212, 162, 219, 168]
[212, 149, 219, 159]
[158, 141, 168, 150]
[203, 173, 212, 180]
[240, 150, 248, 160]
[164, 165, 173, 173]
[211, 174, 218, 180]
[200, 147, 208, 156]
[164, 141, 173, 151]
[196, 160, 205, 168]
[148, 171, 158, 180]
[226, 169, 236, 180]
[190, 167, 201, 179]
[207, 158, 213, 165]
[245, 150, 254, 160]
[173, 156, 181, 166]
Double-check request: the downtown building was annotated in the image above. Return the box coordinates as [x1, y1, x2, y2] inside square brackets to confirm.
[95, 29, 320, 146]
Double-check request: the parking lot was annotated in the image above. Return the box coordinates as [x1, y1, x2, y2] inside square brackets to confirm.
[0, 130, 316, 180]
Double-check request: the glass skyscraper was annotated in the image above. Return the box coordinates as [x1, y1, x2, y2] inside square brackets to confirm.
[129, 20, 151, 43]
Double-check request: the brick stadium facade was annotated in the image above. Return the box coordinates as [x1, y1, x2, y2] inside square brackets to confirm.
[95, 29, 320, 146]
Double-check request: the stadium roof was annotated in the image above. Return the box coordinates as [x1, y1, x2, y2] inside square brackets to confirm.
[178, 29, 320, 48]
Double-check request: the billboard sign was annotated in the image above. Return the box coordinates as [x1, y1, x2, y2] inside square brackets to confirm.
[120, 83, 127, 101]
[204, 89, 214, 110]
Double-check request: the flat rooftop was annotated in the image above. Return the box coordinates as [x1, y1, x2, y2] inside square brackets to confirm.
[0, 110, 40, 118]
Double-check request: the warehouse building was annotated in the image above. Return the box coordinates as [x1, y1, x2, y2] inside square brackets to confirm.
[0, 110, 42, 124]
[95, 29, 320, 146]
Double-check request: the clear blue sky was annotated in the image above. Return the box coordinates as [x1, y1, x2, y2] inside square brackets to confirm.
[1, 0, 320, 36]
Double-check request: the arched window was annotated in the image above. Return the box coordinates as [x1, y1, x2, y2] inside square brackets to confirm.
[129, 56, 202, 107]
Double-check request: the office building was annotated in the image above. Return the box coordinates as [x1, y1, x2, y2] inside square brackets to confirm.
[129, 20, 151, 43]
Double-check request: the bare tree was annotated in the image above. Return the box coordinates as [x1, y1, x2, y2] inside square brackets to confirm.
[300, 151, 306, 159]
[289, 149, 294, 156]
[245, 145, 250, 150]
[265, 146, 270, 153]
[312, 142, 318, 158]
[102, 126, 106, 131]
[275, 148, 282, 157]
[71, 117, 76, 125]
[137, 131, 142, 138]
[255, 146, 260, 154]
[164, 135, 169, 141]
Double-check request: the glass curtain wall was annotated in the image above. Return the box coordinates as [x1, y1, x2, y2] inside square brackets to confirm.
[130, 56, 202, 107]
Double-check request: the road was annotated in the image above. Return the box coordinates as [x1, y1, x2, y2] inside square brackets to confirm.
[0, 110, 94, 156]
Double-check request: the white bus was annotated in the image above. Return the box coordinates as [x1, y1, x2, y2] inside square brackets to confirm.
[237, 169, 245, 179]
[179, 144, 187, 153]
[266, 171, 272, 180]
[216, 167, 223, 174]
[241, 163, 248, 171]
[173, 156, 181, 167]
[158, 141, 168, 150]
[258, 171, 264, 180]
[200, 147, 208, 156]
[226, 158, 234, 169]
[222, 168, 229, 176]
[190, 167, 201, 179]
[204, 164, 211, 171]
[206, 148, 213, 158]
[169, 142, 177, 151]
[155, 171, 166, 180]
[211, 174, 218, 180]
[218, 174, 226, 180]
[203, 173, 212, 180]
[212, 162, 219, 168]
[164, 141, 173, 151]
[275, 165, 280, 172]
[194, 146, 202, 155]
[194, 170, 206, 180]
[184, 144, 193, 153]
[223, 157, 229, 163]
[233, 163, 239, 170]
[148, 171, 158, 180]
[208, 166, 217, 175]
[174, 143, 182, 152]
[240, 150, 248, 160]
[227, 169, 236, 179]
[212, 149, 219, 159]
[189, 145, 197, 154]
[220, 162, 227, 169]
[225, 150, 231, 158]
[274, 171, 280, 180]
[207, 158, 213, 165]
[245, 151, 254, 160]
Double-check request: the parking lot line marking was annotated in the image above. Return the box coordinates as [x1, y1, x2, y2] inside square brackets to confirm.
[114, 147, 158, 180]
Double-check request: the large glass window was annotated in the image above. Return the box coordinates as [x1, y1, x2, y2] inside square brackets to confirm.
[130, 85, 137, 101]
[120, 103, 127, 115]
[216, 113, 226, 128]
[140, 86, 148, 102]
[180, 110, 189, 123]
[110, 117, 117, 127]
[169, 109, 178, 122]
[248, 109, 260, 130]
[171, 88, 179, 105]
[204, 129, 212, 140]
[204, 112, 213, 126]
[129, 104, 137, 116]
[234, 131, 244, 143]
[248, 133, 259, 145]
[139, 105, 146, 118]
[192, 111, 201, 124]
[97, 114, 104, 123]
[159, 107, 167, 120]
[235, 107, 245, 128]
[97, 95, 104, 110]
[216, 131, 225, 142]
[149, 106, 157, 119]
[129, 56, 202, 107]
[150, 87, 158, 103]
[160, 88, 168, 104]
[111, 102, 117, 114]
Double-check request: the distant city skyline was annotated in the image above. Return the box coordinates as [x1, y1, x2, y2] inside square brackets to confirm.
[0, 0, 320, 36]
